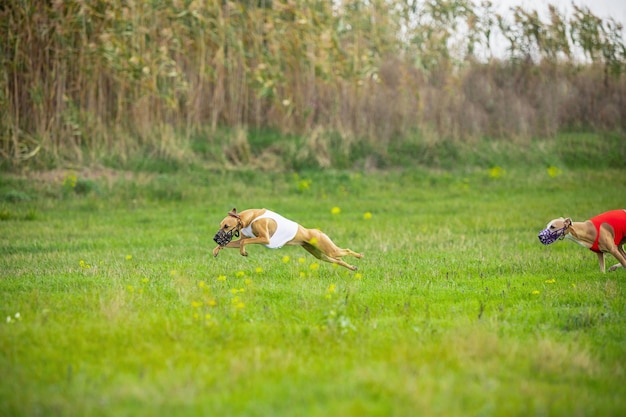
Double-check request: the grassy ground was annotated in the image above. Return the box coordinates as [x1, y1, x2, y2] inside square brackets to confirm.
[1, 166, 625, 416]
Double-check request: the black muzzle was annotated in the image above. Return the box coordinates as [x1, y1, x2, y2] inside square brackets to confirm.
[213, 228, 239, 246]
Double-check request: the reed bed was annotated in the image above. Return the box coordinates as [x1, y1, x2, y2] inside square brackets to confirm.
[1, 1, 624, 167]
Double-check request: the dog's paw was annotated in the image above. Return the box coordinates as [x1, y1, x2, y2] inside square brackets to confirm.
[212, 247, 221, 257]
[608, 264, 622, 272]
[240, 250, 248, 257]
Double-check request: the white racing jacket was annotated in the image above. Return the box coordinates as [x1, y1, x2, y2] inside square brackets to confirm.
[240, 210, 299, 248]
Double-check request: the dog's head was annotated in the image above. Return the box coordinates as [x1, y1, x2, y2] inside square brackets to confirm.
[538, 217, 571, 245]
[213, 208, 242, 246]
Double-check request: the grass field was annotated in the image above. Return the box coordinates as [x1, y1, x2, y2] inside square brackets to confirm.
[1, 166, 626, 416]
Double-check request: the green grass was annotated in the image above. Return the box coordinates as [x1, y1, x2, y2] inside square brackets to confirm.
[1, 166, 626, 417]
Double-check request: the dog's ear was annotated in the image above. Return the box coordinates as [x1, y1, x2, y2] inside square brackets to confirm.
[228, 208, 240, 219]
[564, 218, 572, 228]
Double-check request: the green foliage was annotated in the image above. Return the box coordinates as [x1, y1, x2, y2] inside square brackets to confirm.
[555, 132, 626, 169]
[1, 166, 626, 416]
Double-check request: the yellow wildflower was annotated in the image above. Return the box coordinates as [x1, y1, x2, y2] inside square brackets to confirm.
[363, 212, 372, 220]
[489, 166, 505, 179]
[282, 256, 290, 263]
[331, 206, 341, 215]
[547, 166, 562, 178]
[63, 172, 78, 188]
[217, 275, 227, 281]
[298, 179, 312, 192]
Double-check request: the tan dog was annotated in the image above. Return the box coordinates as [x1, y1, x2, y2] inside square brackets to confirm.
[538, 209, 626, 272]
[213, 208, 363, 271]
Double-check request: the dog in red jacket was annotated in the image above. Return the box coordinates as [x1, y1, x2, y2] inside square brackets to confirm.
[538, 209, 626, 272]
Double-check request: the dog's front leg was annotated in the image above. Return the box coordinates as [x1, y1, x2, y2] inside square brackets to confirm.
[607, 245, 626, 272]
[213, 239, 242, 257]
[238, 236, 270, 256]
[596, 252, 606, 273]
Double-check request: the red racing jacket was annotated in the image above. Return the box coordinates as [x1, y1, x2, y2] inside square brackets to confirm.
[589, 209, 626, 253]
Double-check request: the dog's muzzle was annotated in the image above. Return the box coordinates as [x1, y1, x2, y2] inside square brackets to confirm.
[213, 228, 239, 247]
[538, 227, 566, 245]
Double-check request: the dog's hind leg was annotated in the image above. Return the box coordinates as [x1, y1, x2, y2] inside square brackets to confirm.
[302, 243, 359, 271]
[308, 230, 363, 260]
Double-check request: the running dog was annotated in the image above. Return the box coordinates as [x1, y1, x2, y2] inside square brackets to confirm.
[213, 208, 363, 271]
[538, 209, 626, 272]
